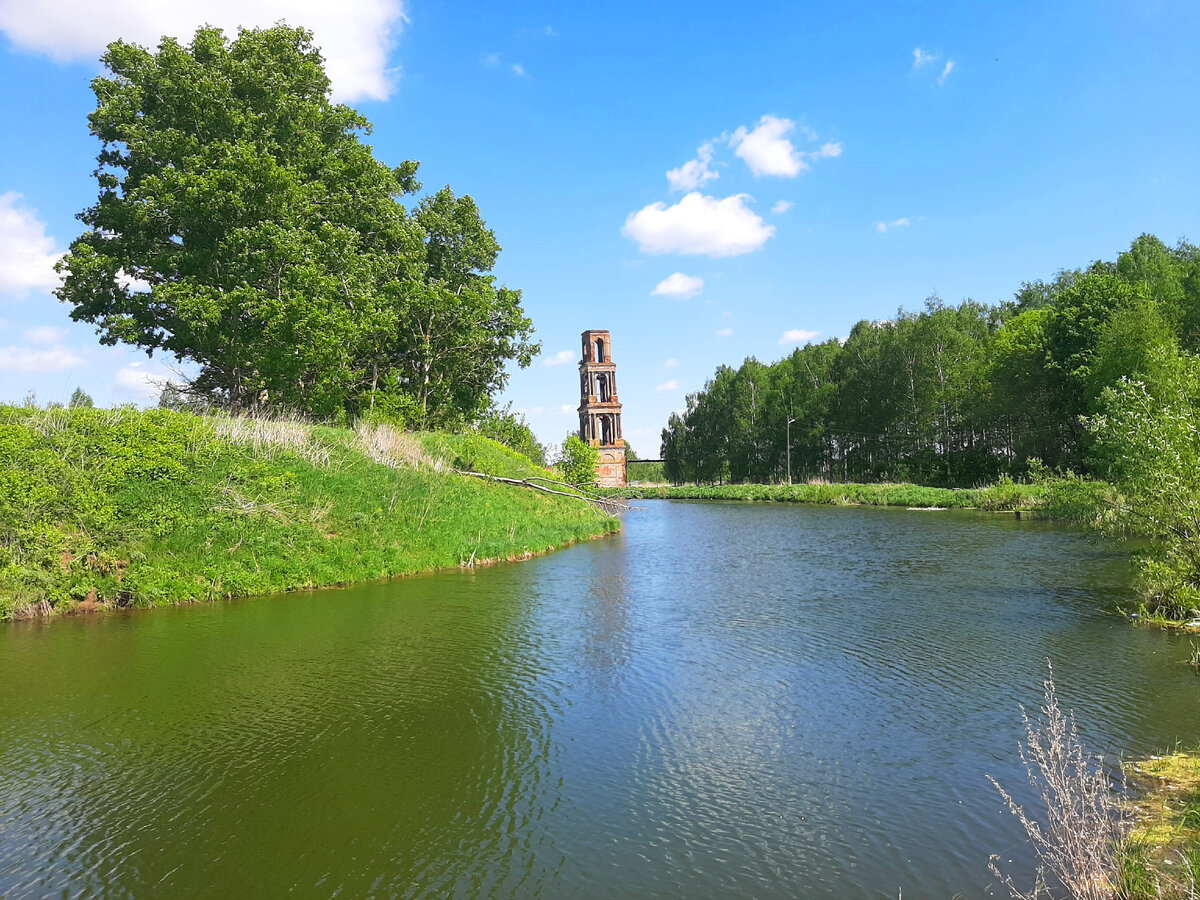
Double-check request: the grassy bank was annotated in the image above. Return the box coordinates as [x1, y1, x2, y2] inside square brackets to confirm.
[0, 406, 618, 621]
[617, 479, 1106, 512]
[1120, 752, 1200, 897]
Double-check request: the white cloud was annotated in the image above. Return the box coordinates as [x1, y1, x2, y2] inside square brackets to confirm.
[0, 344, 83, 373]
[913, 47, 936, 68]
[939, 59, 956, 85]
[664, 357, 678, 367]
[716, 327, 733, 337]
[779, 328, 819, 345]
[875, 217, 912, 234]
[481, 51, 501, 66]
[116, 268, 151, 293]
[558, 404, 575, 414]
[115, 360, 179, 398]
[652, 272, 704, 299]
[0, 0, 407, 102]
[730, 115, 807, 178]
[0, 193, 62, 298]
[511, 63, 526, 77]
[654, 379, 679, 392]
[666, 141, 719, 192]
[812, 142, 842, 159]
[23, 325, 66, 346]
[542, 349, 574, 367]
[771, 200, 794, 214]
[623, 192, 774, 257]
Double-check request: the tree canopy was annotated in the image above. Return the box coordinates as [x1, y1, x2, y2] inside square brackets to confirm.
[56, 24, 538, 424]
[662, 234, 1200, 487]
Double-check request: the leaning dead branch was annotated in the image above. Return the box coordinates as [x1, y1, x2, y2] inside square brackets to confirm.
[456, 471, 635, 514]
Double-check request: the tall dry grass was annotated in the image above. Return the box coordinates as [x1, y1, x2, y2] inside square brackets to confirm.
[989, 663, 1127, 900]
[211, 412, 333, 466]
[354, 422, 443, 471]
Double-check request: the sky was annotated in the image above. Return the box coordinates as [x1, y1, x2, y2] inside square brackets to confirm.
[0, 0, 1197, 456]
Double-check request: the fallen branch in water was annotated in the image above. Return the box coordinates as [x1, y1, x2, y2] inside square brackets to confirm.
[456, 471, 636, 514]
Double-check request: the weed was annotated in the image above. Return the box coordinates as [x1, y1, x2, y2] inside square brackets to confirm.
[989, 662, 1126, 900]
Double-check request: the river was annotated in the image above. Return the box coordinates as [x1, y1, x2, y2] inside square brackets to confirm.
[1, 501, 1196, 897]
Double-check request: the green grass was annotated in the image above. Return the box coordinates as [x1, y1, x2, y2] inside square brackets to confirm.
[617, 480, 1043, 510]
[0, 406, 618, 621]
[1119, 752, 1200, 898]
[615, 476, 1116, 517]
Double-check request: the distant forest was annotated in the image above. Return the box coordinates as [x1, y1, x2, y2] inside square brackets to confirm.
[661, 234, 1200, 487]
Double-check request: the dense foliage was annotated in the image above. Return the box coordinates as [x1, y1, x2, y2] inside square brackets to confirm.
[56, 25, 538, 425]
[475, 404, 547, 467]
[559, 434, 600, 487]
[662, 234, 1200, 489]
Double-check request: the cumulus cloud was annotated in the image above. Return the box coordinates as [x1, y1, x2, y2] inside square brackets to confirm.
[114, 360, 179, 398]
[652, 272, 704, 299]
[558, 404, 575, 414]
[728, 116, 842, 178]
[663, 357, 678, 367]
[716, 327, 733, 337]
[875, 217, 912, 234]
[771, 200, 794, 214]
[654, 379, 679, 392]
[511, 63, 526, 77]
[0, 193, 62, 298]
[0, 344, 83, 373]
[779, 328, 819, 345]
[0, 0, 408, 102]
[666, 141, 719, 192]
[623, 192, 774, 257]
[939, 59, 956, 85]
[542, 349, 574, 367]
[730, 115, 807, 178]
[481, 51, 501, 66]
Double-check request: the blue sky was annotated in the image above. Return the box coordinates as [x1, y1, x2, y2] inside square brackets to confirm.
[0, 0, 1196, 456]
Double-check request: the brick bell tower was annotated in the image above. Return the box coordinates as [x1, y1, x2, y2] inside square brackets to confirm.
[578, 329, 626, 487]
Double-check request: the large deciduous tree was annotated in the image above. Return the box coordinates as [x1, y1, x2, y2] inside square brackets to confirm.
[56, 25, 537, 423]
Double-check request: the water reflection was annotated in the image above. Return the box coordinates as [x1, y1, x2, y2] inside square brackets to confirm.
[0, 501, 1196, 898]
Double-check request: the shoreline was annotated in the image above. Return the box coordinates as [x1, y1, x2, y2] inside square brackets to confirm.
[14, 526, 620, 624]
[613, 480, 1055, 512]
[0, 406, 619, 623]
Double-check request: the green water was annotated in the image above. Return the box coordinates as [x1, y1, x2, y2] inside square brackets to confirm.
[1, 501, 1197, 897]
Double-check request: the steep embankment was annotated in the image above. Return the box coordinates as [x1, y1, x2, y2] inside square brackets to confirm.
[0, 407, 618, 621]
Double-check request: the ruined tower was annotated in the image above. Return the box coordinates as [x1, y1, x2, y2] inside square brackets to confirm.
[578, 329, 626, 487]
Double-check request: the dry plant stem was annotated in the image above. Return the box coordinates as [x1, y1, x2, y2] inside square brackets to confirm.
[989, 662, 1126, 900]
[457, 471, 633, 514]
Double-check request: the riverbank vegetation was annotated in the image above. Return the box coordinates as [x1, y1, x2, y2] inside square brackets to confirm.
[619, 476, 1115, 516]
[990, 669, 1200, 900]
[0, 406, 617, 622]
[660, 234, 1200, 618]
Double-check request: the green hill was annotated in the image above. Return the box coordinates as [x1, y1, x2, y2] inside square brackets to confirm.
[0, 407, 618, 621]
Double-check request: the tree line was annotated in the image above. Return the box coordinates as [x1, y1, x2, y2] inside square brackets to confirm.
[661, 234, 1200, 488]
